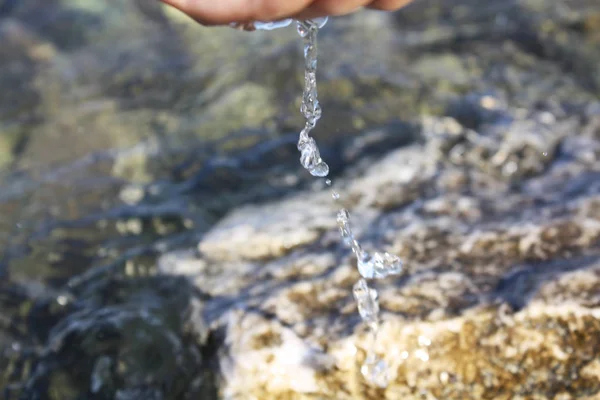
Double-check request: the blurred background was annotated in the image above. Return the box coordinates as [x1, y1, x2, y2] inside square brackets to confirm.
[0, 0, 599, 399]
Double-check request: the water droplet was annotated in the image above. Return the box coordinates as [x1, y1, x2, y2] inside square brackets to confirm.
[296, 18, 328, 38]
[372, 252, 403, 278]
[325, 179, 332, 186]
[337, 208, 350, 221]
[353, 279, 379, 324]
[310, 161, 329, 177]
[336, 209, 354, 245]
[356, 251, 404, 280]
[357, 250, 375, 279]
[361, 354, 388, 388]
[299, 137, 319, 169]
[296, 21, 311, 37]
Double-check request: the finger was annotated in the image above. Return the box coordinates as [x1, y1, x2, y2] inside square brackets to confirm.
[294, 0, 372, 20]
[366, 0, 414, 11]
[159, 0, 314, 25]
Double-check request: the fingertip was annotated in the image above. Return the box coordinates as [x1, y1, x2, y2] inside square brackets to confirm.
[294, 0, 366, 21]
[292, 8, 329, 21]
[366, 0, 413, 11]
[159, 0, 316, 25]
[158, 0, 213, 25]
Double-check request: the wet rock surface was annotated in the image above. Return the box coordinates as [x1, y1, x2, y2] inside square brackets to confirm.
[170, 114, 600, 399]
[0, 0, 599, 399]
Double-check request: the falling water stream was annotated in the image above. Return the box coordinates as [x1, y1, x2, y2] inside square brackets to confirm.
[256, 18, 405, 387]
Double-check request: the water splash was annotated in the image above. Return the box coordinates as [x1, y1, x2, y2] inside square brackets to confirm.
[336, 209, 403, 279]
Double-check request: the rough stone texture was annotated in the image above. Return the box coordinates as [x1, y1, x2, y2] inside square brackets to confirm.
[1, 0, 600, 399]
[163, 109, 600, 399]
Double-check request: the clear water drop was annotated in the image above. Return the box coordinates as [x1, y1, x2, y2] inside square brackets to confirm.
[361, 354, 389, 388]
[336, 209, 354, 245]
[310, 161, 329, 177]
[299, 137, 320, 170]
[336, 208, 350, 223]
[296, 21, 310, 37]
[356, 249, 374, 279]
[296, 18, 328, 37]
[372, 252, 403, 278]
[353, 279, 379, 324]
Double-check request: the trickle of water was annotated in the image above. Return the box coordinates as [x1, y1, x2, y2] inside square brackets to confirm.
[335, 209, 403, 279]
[292, 17, 407, 388]
[354, 279, 389, 387]
[295, 19, 329, 178]
[296, 17, 329, 37]
[336, 208, 353, 245]
[353, 279, 379, 325]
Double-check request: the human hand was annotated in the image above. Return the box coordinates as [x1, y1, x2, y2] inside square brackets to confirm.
[159, 0, 414, 26]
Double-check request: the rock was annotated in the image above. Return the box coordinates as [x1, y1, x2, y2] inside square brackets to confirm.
[162, 110, 600, 398]
[413, 54, 470, 86]
[198, 192, 336, 262]
[0, 124, 20, 170]
[3, 0, 600, 398]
